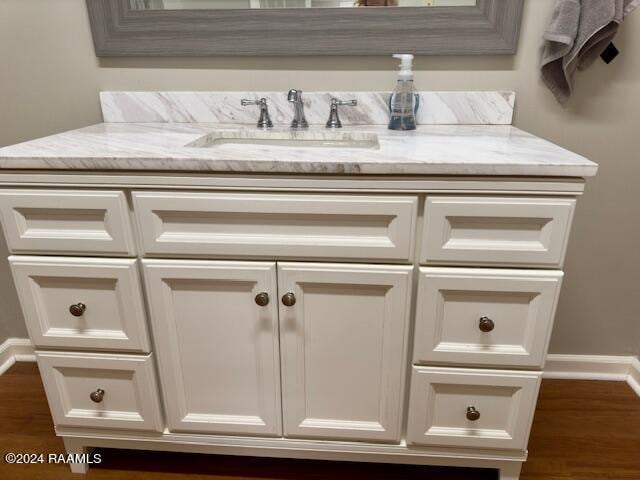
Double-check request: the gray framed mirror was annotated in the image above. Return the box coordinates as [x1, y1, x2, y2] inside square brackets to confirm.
[86, 0, 524, 56]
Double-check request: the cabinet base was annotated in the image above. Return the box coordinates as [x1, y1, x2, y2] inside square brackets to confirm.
[60, 431, 525, 478]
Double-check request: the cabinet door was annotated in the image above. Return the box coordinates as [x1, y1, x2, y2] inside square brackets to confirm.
[142, 260, 281, 436]
[278, 262, 413, 442]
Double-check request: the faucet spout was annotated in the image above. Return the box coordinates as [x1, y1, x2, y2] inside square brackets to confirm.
[287, 89, 309, 129]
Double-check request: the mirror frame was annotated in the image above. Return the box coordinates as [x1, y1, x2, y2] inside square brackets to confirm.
[86, 0, 524, 56]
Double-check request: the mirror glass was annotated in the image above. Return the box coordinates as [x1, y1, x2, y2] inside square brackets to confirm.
[131, 0, 477, 10]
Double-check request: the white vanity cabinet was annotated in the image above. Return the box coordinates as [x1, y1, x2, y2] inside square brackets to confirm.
[0, 176, 584, 480]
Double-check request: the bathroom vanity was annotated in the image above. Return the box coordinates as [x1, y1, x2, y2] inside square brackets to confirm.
[0, 92, 597, 479]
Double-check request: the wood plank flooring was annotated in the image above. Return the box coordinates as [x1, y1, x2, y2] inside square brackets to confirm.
[0, 362, 638, 479]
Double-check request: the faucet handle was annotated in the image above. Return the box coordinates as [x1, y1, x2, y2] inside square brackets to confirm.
[332, 98, 357, 107]
[326, 97, 358, 129]
[241, 98, 268, 107]
[241, 97, 273, 129]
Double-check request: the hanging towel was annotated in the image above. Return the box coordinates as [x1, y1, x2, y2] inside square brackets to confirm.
[541, 0, 640, 104]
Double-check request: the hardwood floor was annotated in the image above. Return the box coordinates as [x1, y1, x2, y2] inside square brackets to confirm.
[1, 362, 638, 479]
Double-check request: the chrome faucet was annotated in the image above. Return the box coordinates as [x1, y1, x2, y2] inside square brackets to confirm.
[326, 97, 358, 129]
[287, 89, 309, 129]
[240, 97, 273, 128]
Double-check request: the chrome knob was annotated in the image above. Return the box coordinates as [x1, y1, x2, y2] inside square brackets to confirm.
[90, 388, 105, 403]
[479, 316, 495, 333]
[466, 406, 481, 421]
[281, 292, 296, 307]
[255, 292, 270, 307]
[69, 303, 86, 317]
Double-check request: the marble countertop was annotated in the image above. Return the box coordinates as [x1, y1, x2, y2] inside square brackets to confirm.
[0, 123, 598, 177]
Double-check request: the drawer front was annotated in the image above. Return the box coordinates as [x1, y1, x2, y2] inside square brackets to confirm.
[407, 366, 541, 450]
[413, 268, 562, 368]
[420, 196, 575, 267]
[0, 189, 136, 256]
[10, 256, 150, 352]
[36, 351, 163, 432]
[133, 192, 417, 261]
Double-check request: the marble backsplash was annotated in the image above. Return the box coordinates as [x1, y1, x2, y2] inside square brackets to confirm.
[100, 91, 515, 126]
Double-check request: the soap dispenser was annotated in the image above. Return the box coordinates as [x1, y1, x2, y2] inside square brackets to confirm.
[388, 54, 419, 131]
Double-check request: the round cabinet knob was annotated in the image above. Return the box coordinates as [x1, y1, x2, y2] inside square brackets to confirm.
[466, 406, 481, 421]
[254, 292, 270, 307]
[90, 388, 105, 403]
[281, 292, 296, 307]
[69, 303, 87, 317]
[479, 316, 495, 333]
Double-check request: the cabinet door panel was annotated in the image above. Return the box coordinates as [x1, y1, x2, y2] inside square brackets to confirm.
[278, 262, 413, 442]
[143, 260, 281, 436]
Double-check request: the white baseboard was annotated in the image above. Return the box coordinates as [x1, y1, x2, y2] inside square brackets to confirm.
[0, 338, 36, 375]
[544, 354, 635, 381]
[628, 357, 640, 398]
[1, 338, 638, 399]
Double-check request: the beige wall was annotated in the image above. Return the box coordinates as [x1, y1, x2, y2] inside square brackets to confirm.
[1, 0, 639, 355]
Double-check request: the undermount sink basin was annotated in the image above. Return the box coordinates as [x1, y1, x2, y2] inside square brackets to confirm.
[187, 129, 380, 150]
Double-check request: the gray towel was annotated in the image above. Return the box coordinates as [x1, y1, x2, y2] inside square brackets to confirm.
[541, 0, 639, 104]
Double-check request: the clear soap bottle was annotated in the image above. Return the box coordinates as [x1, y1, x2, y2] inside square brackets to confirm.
[388, 54, 419, 131]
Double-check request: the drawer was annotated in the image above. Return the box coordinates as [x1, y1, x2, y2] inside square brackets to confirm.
[10, 256, 150, 352]
[407, 366, 541, 450]
[413, 268, 562, 368]
[420, 196, 575, 267]
[0, 189, 136, 256]
[36, 351, 163, 432]
[133, 191, 417, 261]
